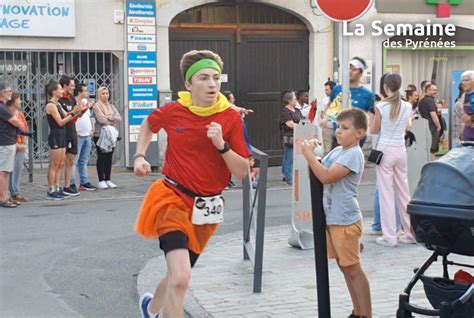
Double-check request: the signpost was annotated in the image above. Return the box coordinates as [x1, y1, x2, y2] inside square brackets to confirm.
[125, 0, 159, 166]
[310, 1, 374, 316]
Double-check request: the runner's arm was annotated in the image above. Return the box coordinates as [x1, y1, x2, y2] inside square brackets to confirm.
[221, 149, 248, 180]
[135, 118, 153, 158]
[207, 121, 248, 180]
[133, 119, 153, 177]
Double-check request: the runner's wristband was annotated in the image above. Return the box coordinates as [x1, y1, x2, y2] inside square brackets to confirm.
[218, 142, 231, 154]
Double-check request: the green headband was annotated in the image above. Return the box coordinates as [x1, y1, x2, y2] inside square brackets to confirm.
[185, 59, 222, 82]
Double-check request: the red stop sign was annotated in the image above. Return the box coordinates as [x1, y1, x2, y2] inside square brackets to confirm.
[315, 0, 373, 22]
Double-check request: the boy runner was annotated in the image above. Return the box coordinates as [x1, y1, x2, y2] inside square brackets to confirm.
[133, 50, 250, 318]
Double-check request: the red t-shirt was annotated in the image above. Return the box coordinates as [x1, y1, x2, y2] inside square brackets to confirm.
[148, 102, 250, 197]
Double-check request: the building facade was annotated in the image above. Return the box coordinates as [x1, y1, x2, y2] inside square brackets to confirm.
[1, 0, 472, 166]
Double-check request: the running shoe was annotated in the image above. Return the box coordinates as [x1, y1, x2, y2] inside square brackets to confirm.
[105, 180, 117, 189]
[63, 186, 80, 196]
[58, 188, 71, 199]
[80, 182, 97, 191]
[97, 181, 108, 189]
[47, 191, 64, 201]
[139, 292, 159, 318]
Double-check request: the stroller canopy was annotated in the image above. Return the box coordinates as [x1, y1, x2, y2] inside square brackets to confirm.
[410, 146, 474, 219]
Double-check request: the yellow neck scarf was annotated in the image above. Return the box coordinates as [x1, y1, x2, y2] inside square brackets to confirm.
[177, 91, 230, 117]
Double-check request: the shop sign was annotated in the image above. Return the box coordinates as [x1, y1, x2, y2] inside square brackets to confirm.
[0, 0, 75, 37]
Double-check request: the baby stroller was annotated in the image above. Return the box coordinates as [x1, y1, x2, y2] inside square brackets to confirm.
[397, 143, 474, 318]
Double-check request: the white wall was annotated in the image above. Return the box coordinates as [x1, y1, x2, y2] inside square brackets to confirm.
[0, 0, 125, 51]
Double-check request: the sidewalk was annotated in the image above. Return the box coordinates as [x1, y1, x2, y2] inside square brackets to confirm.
[137, 221, 472, 317]
[15, 163, 376, 204]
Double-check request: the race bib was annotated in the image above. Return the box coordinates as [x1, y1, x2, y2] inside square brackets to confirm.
[192, 195, 224, 225]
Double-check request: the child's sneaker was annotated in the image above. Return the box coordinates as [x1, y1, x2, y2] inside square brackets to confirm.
[139, 293, 159, 318]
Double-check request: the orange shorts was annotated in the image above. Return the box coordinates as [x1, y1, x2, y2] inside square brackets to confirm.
[326, 220, 363, 267]
[134, 180, 218, 254]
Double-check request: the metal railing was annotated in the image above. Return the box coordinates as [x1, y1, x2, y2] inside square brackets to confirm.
[242, 146, 268, 293]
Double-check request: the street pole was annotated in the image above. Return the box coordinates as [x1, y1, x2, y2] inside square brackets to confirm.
[310, 168, 330, 318]
[341, 22, 350, 109]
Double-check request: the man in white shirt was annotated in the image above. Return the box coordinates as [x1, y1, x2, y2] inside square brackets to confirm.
[296, 90, 310, 118]
[73, 84, 97, 191]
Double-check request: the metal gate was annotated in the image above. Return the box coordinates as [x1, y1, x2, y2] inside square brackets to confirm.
[0, 51, 124, 167]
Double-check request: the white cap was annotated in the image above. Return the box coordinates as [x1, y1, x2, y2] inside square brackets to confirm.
[350, 59, 366, 71]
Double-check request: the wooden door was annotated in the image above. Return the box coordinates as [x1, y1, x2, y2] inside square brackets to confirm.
[237, 31, 309, 165]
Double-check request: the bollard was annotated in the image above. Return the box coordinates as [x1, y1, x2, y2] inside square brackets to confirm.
[309, 169, 331, 317]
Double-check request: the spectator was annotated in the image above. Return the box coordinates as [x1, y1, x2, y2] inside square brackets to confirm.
[320, 79, 337, 154]
[222, 90, 253, 148]
[73, 84, 97, 191]
[459, 70, 474, 142]
[405, 89, 419, 114]
[280, 91, 303, 185]
[45, 80, 82, 200]
[0, 83, 20, 208]
[324, 57, 375, 149]
[223, 90, 253, 188]
[455, 82, 464, 103]
[7, 93, 29, 204]
[370, 73, 414, 247]
[406, 84, 417, 92]
[320, 79, 337, 120]
[93, 86, 122, 190]
[222, 91, 253, 117]
[418, 83, 442, 160]
[419, 80, 431, 101]
[452, 82, 465, 145]
[295, 90, 310, 118]
[301, 108, 372, 318]
[371, 73, 401, 236]
[59, 75, 81, 196]
[249, 155, 260, 188]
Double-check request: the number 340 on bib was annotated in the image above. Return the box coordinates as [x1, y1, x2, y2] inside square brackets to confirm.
[192, 195, 224, 225]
